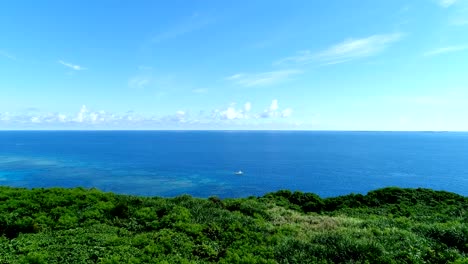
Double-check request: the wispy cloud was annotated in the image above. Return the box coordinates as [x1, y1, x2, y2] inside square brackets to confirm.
[315, 33, 403, 65]
[0, 50, 16, 60]
[439, 0, 458, 8]
[58, 60, 86, 71]
[274, 50, 314, 65]
[424, 45, 468, 56]
[226, 69, 301, 87]
[276, 33, 403, 66]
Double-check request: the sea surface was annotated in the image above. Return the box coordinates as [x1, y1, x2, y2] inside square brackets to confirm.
[0, 131, 467, 198]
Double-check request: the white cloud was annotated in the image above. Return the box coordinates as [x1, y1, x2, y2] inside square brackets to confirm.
[58, 114, 67, 122]
[439, 0, 458, 8]
[274, 50, 314, 65]
[70, 106, 109, 124]
[220, 107, 244, 120]
[212, 100, 293, 120]
[157, 110, 190, 124]
[277, 33, 403, 66]
[221, 107, 238, 120]
[315, 33, 403, 65]
[244, 102, 252, 112]
[31, 117, 41, 123]
[0, 101, 294, 128]
[0, 112, 11, 121]
[226, 70, 301, 87]
[423, 45, 468, 56]
[89, 112, 99, 123]
[281, 108, 293, 118]
[58, 60, 86, 71]
[270, 99, 279, 111]
[216, 102, 260, 120]
[0, 111, 76, 125]
[261, 99, 289, 118]
[0, 106, 152, 127]
[175, 111, 187, 123]
[76, 105, 88, 123]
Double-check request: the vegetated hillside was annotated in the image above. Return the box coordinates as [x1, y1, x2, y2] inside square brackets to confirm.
[0, 186, 467, 263]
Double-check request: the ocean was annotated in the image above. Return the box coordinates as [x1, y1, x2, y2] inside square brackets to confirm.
[0, 131, 467, 198]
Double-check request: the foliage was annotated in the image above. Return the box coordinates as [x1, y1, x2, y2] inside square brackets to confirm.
[0, 186, 466, 263]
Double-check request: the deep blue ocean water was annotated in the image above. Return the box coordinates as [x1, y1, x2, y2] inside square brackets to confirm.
[0, 131, 467, 198]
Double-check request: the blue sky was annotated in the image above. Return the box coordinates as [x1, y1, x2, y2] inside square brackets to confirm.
[1, 0, 468, 130]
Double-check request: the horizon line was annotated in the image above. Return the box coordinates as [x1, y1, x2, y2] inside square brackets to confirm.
[0, 129, 461, 133]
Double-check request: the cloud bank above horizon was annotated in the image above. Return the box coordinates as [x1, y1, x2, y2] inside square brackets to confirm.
[0, 100, 296, 129]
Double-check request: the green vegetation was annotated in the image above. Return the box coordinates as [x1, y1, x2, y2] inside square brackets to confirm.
[0, 186, 466, 263]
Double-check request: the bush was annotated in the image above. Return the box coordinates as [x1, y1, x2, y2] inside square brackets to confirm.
[0, 186, 466, 263]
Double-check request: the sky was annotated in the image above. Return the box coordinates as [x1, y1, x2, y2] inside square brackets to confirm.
[1, 0, 468, 130]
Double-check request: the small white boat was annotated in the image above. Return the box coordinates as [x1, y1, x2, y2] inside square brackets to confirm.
[234, 170, 243, 175]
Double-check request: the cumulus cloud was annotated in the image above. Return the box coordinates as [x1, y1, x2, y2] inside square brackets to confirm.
[2, 106, 118, 126]
[76, 105, 88, 123]
[219, 106, 245, 120]
[0, 101, 293, 128]
[261, 100, 279, 118]
[212, 100, 293, 121]
[2, 112, 71, 125]
[281, 108, 293, 118]
[244, 102, 252, 112]
[176, 111, 187, 122]
[270, 100, 278, 111]
[58, 114, 67, 123]
[155, 110, 189, 124]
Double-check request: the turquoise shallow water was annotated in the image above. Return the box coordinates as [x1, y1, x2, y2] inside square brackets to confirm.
[0, 131, 467, 198]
